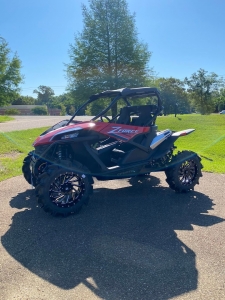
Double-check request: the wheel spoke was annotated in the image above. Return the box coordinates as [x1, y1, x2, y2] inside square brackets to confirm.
[72, 191, 79, 200]
[52, 181, 61, 191]
[70, 178, 79, 183]
[62, 195, 70, 204]
[50, 190, 62, 196]
[72, 183, 82, 188]
[64, 175, 74, 183]
[55, 194, 65, 202]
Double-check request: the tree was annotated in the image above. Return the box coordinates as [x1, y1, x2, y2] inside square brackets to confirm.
[66, 0, 152, 115]
[154, 77, 190, 115]
[52, 92, 75, 114]
[33, 85, 55, 110]
[212, 88, 225, 112]
[0, 37, 23, 106]
[11, 95, 36, 105]
[185, 69, 223, 114]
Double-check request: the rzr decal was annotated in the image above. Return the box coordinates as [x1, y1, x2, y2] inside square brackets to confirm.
[108, 126, 139, 135]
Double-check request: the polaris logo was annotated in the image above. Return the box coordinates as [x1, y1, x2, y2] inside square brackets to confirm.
[108, 126, 139, 134]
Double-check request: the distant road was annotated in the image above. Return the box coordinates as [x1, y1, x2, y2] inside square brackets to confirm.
[0, 115, 92, 132]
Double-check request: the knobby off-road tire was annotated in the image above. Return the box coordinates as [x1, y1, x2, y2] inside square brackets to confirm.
[22, 153, 35, 186]
[22, 153, 47, 187]
[35, 163, 93, 217]
[165, 151, 203, 193]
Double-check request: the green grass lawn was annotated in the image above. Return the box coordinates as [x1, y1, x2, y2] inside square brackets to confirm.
[0, 127, 48, 181]
[0, 115, 14, 122]
[0, 114, 225, 182]
[157, 114, 225, 173]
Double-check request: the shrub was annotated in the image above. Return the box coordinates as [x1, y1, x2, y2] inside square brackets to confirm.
[31, 106, 48, 115]
[58, 104, 66, 116]
[4, 108, 20, 115]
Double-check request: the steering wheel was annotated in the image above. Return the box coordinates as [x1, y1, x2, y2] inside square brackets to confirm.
[100, 115, 111, 122]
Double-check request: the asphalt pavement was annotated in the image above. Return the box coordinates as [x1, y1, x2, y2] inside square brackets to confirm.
[0, 115, 91, 132]
[1, 172, 225, 299]
[0, 116, 225, 299]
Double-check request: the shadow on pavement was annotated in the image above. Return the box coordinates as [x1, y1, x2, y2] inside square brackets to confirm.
[2, 175, 224, 300]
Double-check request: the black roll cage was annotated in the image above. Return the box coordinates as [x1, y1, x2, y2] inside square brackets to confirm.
[67, 87, 163, 125]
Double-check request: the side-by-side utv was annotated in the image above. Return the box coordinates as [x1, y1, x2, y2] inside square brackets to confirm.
[22, 87, 203, 216]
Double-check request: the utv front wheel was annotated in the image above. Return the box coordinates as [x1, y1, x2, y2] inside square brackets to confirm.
[36, 166, 93, 216]
[22, 153, 47, 187]
[22, 153, 35, 186]
[165, 151, 203, 193]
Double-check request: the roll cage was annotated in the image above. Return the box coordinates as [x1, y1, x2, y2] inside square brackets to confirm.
[67, 87, 163, 126]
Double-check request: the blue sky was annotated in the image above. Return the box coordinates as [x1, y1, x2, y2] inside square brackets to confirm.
[1, 0, 225, 97]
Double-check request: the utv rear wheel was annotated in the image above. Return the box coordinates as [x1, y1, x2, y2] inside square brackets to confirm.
[36, 165, 93, 216]
[165, 151, 203, 193]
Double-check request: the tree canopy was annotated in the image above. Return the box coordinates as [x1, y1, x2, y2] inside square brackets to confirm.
[11, 95, 36, 105]
[52, 92, 75, 115]
[154, 77, 190, 115]
[185, 69, 224, 114]
[66, 0, 152, 110]
[33, 85, 55, 108]
[0, 37, 23, 106]
[212, 88, 225, 112]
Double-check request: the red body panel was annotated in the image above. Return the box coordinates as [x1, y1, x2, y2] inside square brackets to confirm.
[97, 123, 150, 141]
[33, 122, 98, 146]
[33, 121, 150, 146]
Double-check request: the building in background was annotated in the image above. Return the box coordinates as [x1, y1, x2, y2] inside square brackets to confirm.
[0, 105, 61, 115]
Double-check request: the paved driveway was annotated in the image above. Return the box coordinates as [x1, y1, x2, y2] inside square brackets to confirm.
[0, 115, 92, 132]
[1, 116, 225, 299]
[1, 172, 225, 299]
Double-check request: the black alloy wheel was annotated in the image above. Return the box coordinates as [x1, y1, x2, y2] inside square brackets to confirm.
[49, 172, 85, 208]
[178, 159, 197, 186]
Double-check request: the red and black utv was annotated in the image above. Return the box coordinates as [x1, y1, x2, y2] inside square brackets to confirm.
[22, 87, 203, 216]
